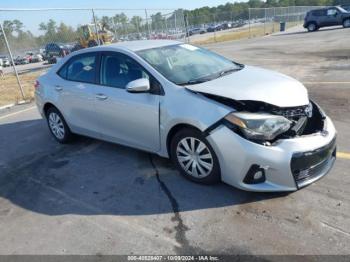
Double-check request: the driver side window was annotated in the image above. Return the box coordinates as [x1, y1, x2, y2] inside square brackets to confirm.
[327, 9, 337, 16]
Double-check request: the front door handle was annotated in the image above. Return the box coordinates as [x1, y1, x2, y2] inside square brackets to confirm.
[55, 85, 63, 92]
[95, 94, 108, 100]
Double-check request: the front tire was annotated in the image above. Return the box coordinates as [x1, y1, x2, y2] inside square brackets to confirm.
[343, 18, 350, 28]
[46, 107, 73, 144]
[170, 128, 220, 184]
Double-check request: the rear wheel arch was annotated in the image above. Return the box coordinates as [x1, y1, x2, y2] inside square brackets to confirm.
[43, 102, 58, 117]
[306, 21, 318, 31]
[45, 106, 74, 143]
[43, 103, 72, 130]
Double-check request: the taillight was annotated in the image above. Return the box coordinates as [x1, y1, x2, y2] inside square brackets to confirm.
[34, 80, 40, 89]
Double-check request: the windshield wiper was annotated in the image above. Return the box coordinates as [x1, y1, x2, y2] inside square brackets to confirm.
[178, 79, 208, 86]
[178, 66, 243, 86]
[219, 67, 241, 77]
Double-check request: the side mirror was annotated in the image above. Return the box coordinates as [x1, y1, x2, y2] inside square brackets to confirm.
[126, 78, 150, 93]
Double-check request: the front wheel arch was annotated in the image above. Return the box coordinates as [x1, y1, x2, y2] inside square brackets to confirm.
[343, 18, 350, 28]
[166, 124, 203, 158]
[169, 127, 221, 184]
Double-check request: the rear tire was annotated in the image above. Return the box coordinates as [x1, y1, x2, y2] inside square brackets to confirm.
[307, 22, 317, 32]
[46, 107, 74, 144]
[170, 128, 221, 185]
[343, 18, 350, 28]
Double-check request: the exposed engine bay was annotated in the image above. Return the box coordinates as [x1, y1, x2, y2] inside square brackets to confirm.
[203, 93, 326, 142]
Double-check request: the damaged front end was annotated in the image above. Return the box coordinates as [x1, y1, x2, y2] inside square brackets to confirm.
[202, 93, 336, 190]
[203, 94, 326, 144]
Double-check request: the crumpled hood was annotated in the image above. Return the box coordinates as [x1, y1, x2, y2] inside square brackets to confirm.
[185, 66, 309, 107]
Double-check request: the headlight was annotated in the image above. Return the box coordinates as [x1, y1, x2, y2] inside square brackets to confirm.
[225, 112, 291, 141]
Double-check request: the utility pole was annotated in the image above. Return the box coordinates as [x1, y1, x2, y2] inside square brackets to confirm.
[184, 13, 189, 43]
[248, 8, 251, 38]
[91, 9, 101, 45]
[111, 18, 117, 41]
[0, 22, 25, 100]
[145, 9, 151, 39]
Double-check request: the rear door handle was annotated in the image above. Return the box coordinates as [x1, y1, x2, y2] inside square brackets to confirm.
[95, 94, 108, 100]
[55, 85, 63, 91]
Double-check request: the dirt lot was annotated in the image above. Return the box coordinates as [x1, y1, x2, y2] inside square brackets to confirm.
[0, 26, 349, 256]
[0, 69, 46, 106]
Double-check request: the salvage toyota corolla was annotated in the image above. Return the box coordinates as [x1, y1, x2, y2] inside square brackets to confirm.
[35, 40, 336, 192]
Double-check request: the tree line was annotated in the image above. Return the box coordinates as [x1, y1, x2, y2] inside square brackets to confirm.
[0, 0, 349, 54]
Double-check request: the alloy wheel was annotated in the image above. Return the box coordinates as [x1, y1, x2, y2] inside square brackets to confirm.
[176, 137, 213, 178]
[48, 112, 65, 140]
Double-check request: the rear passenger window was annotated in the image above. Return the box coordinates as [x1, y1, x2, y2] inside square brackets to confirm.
[61, 54, 96, 83]
[312, 10, 326, 16]
[58, 63, 68, 79]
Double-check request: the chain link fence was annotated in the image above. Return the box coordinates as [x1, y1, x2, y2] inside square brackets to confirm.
[185, 6, 322, 44]
[247, 6, 322, 38]
[0, 6, 320, 107]
[0, 8, 186, 107]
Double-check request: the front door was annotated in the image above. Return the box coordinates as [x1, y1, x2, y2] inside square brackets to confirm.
[93, 52, 160, 152]
[323, 8, 341, 26]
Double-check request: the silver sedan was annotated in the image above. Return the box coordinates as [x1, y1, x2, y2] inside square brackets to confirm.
[35, 40, 336, 192]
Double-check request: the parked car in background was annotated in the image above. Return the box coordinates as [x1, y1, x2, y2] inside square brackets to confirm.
[342, 5, 350, 11]
[35, 40, 336, 192]
[207, 24, 224, 32]
[31, 53, 44, 63]
[0, 56, 10, 67]
[14, 56, 29, 65]
[188, 27, 206, 36]
[304, 6, 350, 31]
[221, 22, 232, 30]
[3, 57, 10, 67]
[45, 43, 70, 63]
[232, 20, 246, 28]
[24, 52, 35, 63]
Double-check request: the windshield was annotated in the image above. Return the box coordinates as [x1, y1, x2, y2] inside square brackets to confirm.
[137, 44, 243, 85]
[337, 6, 348, 13]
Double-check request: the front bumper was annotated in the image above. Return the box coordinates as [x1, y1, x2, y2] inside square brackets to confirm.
[207, 116, 336, 192]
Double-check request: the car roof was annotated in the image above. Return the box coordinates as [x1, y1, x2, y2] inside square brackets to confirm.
[87, 40, 182, 53]
[310, 8, 326, 11]
[311, 6, 343, 11]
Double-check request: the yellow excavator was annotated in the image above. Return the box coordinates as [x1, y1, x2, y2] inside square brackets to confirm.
[74, 24, 113, 50]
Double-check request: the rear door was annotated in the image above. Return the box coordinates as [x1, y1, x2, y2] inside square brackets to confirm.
[93, 51, 161, 152]
[55, 52, 101, 138]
